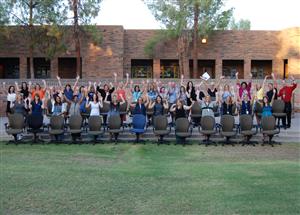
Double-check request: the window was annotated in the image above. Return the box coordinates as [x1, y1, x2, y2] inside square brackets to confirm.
[160, 60, 179, 79]
[27, 58, 51, 79]
[251, 60, 272, 79]
[58, 58, 82, 79]
[131, 59, 153, 78]
[222, 60, 244, 79]
[0, 58, 19, 78]
[189, 60, 215, 79]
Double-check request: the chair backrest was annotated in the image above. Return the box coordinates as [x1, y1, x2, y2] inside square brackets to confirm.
[201, 116, 215, 131]
[50, 115, 64, 130]
[239, 114, 253, 131]
[262, 115, 276, 131]
[8, 113, 25, 130]
[191, 102, 201, 115]
[272, 99, 285, 113]
[154, 115, 168, 130]
[220, 115, 234, 132]
[132, 114, 146, 130]
[88, 115, 102, 131]
[108, 115, 121, 129]
[27, 114, 43, 129]
[100, 102, 110, 114]
[69, 115, 83, 130]
[175, 118, 190, 133]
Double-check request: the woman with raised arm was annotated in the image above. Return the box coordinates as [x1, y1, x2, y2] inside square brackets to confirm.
[186, 81, 197, 106]
[197, 94, 219, 118]
[129, 95, 150, 116]
[204, 76, 224, 101]
[253, 75, 269, 124]
[115, 73, 129, 101]
[105, 92, 126, 117]
[195, 81, 205, 102]
[170, 99, 195, 120]
[167, 82, 178, 106]
[178, 85, 187, 104]
[262, 89, 276, 117]
[130, 79, 143, 103]
[11, 93, 29, 117]
[30, 80, 47, 100]
[15, 81, 29, 100]
[148, 95, 169, 117]
[6, 85, 16, 116]
[237, 93, 254, 115]
[266, 72, 278, 102]
[97, 80, 115, 102]
[85, 92, 103, 116]
[221, 95, 237, 116]
[236, 72, 252, 100]
[29, 94, 44, 116]
[147, 80, 158, 101]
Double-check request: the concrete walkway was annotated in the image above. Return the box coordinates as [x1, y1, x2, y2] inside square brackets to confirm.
[1, 114, 299, 143]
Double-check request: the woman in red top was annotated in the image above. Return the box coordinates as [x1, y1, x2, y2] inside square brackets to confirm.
[278, 76, 297, 128]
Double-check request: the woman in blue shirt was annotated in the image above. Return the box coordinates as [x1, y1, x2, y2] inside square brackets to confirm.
[30, 94, 44, 116]
[262, 89, 276, 117]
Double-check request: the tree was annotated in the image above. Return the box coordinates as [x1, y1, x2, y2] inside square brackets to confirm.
[8, 0, 68, 78]
[66, 0, 102, 77]
[144, 0, 233, 78]
[229, 18, 251, 30]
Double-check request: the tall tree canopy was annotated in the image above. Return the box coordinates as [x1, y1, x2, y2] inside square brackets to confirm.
[229, 18, 251, 30]
[144, 0, 234, 78]
[65, 0, 103, 77]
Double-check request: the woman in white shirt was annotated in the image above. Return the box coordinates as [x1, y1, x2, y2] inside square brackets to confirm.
[85, 92, 103, 116]
[7, 85, 16, 116]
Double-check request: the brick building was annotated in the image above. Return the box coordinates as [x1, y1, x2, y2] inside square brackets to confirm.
[0, 26, 299, 115]
[0, 26, 299, 80]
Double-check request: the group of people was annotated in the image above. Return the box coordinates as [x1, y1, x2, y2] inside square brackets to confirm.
[5, 71, 297, 130]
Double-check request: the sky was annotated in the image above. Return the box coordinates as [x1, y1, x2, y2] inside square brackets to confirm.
[96, 0, 300, 30]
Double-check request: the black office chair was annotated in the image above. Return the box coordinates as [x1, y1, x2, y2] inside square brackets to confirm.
[27, 114, 44, 144]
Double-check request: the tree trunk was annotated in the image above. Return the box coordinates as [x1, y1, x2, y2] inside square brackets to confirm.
[29, 0, 34, 79]
[192, 3, 199, 79]
[73, 0, 81, 78]
[177, 32, 190, 78]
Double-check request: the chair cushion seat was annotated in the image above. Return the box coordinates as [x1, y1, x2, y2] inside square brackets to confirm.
[241, 130, 256, 136]
[263, 130, 279, 135]
[28, 128, 43, 133]
[7, 129, 23, 135]
[88, 131, 104, 136]
[69, 129, 82, 134]
[154, 130, 170, 136]
[176, 132, 191, 138]
[49, 129, 64, 135]
[200, 130, 216, 135]
[131, 129, 145, 134]
[221, 131, 236, 137]
[109, 129, 121, 133]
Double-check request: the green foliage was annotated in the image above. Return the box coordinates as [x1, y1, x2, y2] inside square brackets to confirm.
[229, 18, 251, 30]
[144, 0, 234, 56]
[82, 25, 103, 46]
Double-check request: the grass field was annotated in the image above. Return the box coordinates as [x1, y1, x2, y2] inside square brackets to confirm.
[1, 142, 299, 215]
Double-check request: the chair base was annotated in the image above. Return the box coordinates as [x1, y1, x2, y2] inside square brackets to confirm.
[241, 136, 257, 146]
[157, 136, 170, 145]
[202, 139, 217, 146]
[220, 137, 235, 146]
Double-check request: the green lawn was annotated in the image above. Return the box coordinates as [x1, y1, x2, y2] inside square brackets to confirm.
[1, 142, 299, 215]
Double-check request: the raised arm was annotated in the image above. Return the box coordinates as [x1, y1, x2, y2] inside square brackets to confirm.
[271, 72, 278, 89]
[73, 75, 80, 90]
[119, 94, 126, 105]
[56, 76, 62, 89]
[163, 99, 169, 110]
[180, 74, 184, 86]
[42, 79, 47, 90]
[124, 73, 129, 88]
[15, 81, 20, 92]
[169, 103, 176, 112]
